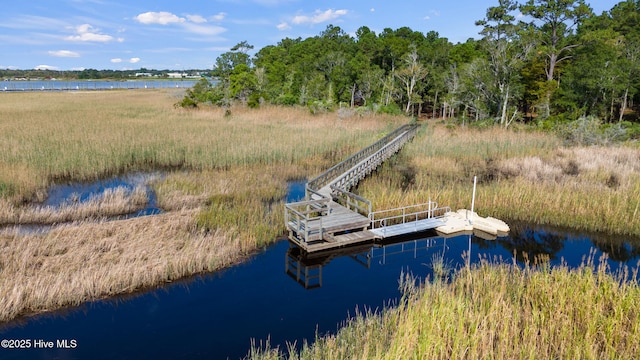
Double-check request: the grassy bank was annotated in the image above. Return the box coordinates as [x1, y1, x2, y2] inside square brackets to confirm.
[251, 258, 640, 359]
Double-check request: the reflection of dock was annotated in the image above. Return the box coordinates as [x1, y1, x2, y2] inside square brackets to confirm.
[285, 234, 450, 289]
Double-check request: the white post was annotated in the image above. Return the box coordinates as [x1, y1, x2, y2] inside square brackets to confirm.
[470, 176, 477, 215]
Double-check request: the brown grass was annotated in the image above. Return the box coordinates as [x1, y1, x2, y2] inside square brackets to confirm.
[0, 90, 404, 323]
[0, 209, 248, 323]
[0, 90, 399, 203]
[0, 185, 148, 225]
[358, 123, 640, 236]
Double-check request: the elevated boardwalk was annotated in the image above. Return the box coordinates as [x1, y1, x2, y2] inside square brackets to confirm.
[285, 124, 453, 252]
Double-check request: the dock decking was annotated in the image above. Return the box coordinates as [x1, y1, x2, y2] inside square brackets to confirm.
[285, 124, 454, 252]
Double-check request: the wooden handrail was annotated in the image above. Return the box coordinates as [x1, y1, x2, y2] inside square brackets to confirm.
[307, 124, 417, 191]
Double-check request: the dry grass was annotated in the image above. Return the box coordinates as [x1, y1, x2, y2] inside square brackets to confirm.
[251, 257, 640, 359]
[0, 164, 292, 323]
[0, 209, 248, 323]
[358, 123, 640, 236]
[0, 90, 399, 203]
[0, 185, 148, 225]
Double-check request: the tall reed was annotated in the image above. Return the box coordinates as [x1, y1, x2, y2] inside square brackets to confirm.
[357, 123, 640, 236]
[249, 257, 640, 359]
[0, 90, 400, 203]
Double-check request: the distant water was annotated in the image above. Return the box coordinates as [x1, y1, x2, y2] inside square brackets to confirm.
[1, 80, 198, 92]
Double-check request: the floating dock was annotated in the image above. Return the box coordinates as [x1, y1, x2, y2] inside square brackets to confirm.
[284, 124, 509, 253]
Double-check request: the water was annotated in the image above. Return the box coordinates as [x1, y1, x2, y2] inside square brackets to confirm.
[0, 173, 162, 236]
[1, 182, 639, 359]
[1, 80, 198, 92]
[41, 172, 163, 217]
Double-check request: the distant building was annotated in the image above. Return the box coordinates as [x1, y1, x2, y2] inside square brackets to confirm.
[166, 72, 187, 79]
[135, 72, 153, 77]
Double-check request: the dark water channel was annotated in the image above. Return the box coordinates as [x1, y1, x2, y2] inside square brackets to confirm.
[1, 181, 639, 359]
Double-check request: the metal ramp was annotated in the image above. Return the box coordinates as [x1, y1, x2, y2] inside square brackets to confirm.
[369, 217, 446, 238]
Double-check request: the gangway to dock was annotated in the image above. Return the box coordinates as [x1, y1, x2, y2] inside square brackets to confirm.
[285, 123, 453, 252]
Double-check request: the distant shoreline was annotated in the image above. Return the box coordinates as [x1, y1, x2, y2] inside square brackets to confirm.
[1, 79, 199, 92]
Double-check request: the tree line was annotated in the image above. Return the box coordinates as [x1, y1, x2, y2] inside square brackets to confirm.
[193, 1, 638, 137]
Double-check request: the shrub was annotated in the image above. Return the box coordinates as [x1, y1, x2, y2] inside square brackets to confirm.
[307, 99, 334, 114]
[247, 92, 262, 108]
[377, 103, 403, 115]
[174, 95, 198, 109]
[274, 93, 298, 106]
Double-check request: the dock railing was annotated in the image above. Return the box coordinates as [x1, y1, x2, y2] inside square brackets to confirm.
[369, 202, 450, 229]
[285, 198, 330, 243]
[330, 185, 372, 217]
[306, 124, 418, 194]
[329, 125, 418, 192]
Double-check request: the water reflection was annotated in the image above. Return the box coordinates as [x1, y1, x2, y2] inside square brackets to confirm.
[286, 223, 640, 289]
[493, 222, 640, 265]
[286, 233, 461, 289]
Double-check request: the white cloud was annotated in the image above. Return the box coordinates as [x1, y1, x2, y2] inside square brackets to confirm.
[134, 11, 225, 37]
[34, 65, 60, 70]
[292, 9, 348, 25]
[129, 57, 141, 64]
[277, 22, 291, 31]
[71, 67, 86, 71]
[134, 11, 185, 25]
[182, 23, 226, 36]
[135, 11, 185, 25]
[48, 50, 80, 58]
[370, 8, 375, 12]
[65, 24, 114, 42]
[111, 58, 123, 63]
[424, 10, 440, 21]
[186, 14, 207, 23]
[212, 12, 226, 21]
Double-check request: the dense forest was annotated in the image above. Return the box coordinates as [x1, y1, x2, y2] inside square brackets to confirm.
[179, 0, 640, 140]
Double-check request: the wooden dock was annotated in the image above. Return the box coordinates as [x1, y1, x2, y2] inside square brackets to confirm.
[285, 124, 453, 252]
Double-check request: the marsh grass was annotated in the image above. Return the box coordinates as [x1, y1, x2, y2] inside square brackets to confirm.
[0, 91, 403, 323]
[358, 124, 640, 236]
[249, 257, 640, 359]
[0, 209, 252, 323]
[0, 185, 148, 225]
[0, 165, 294, 323]
[0, 90, 400, 203]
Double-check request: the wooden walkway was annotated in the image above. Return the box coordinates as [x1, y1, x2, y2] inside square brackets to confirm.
[285, 124, 452, 253]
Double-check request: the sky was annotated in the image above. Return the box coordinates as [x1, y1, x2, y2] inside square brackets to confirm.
[0, 0, 624, 71]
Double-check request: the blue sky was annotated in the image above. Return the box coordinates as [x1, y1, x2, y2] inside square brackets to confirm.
[0, 0, 622, 71]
